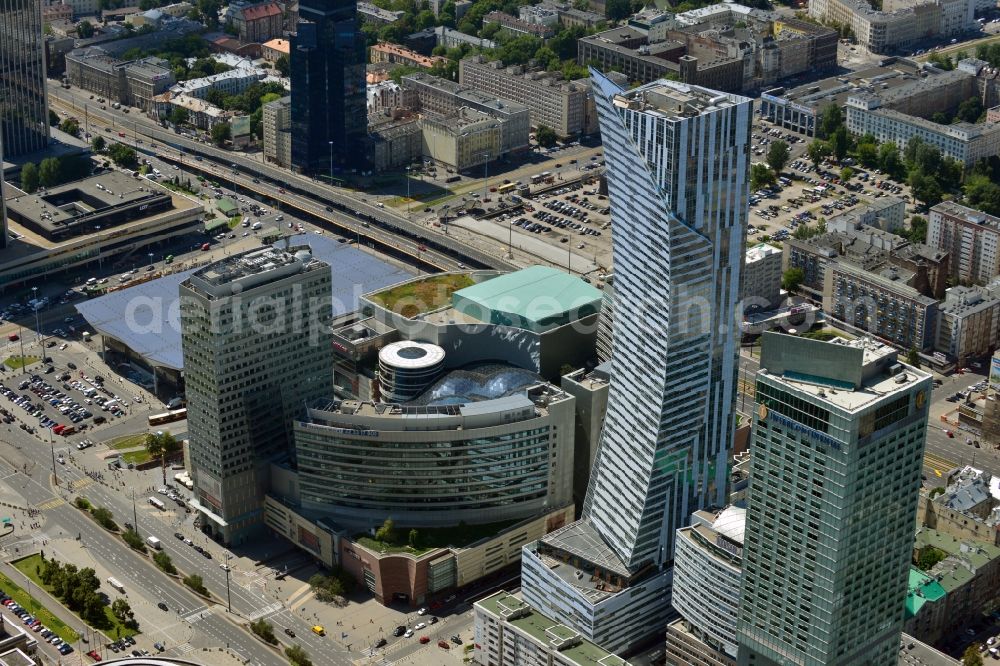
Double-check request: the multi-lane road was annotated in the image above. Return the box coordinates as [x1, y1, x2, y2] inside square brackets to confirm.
[46, 84, 517, 274]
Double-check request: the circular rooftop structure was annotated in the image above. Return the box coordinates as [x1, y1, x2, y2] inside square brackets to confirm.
[378, 341, 446, 403]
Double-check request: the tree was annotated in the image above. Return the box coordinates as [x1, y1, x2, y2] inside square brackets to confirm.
[375, 518, 395, 544]
[168, 106, 189, 126]
[957, 96, 985, 123]
[830, 126, 850, 161]
[285, 645, 313, 666]
[856, 140, 878, 168]
[90, 505, 118, 531]
[965, 174, 1000, 216]
[59, 118, 80, 136]
[909, 171, 943, 207]
[309, 573, 345, 602]
[211, 122, 231, 146]
[902, 215, 928, 243]
[750, 163, 776, 191]
[111, 598, 136, 628]
[274, 54, 290, 77]
[408, 528, 420, 549]
[818, 103, 842, 140]
[605, 0, 633, 21]
[906, 347, 920, 368]
[77, 20, 95, 38]
[964, 645, 985, 666]
[535, 124, 558, 148]
[766, 140, 789, 174]
[877, 142, 903, 179]
[91, 135, 106, 152]
[39, 157, 62, 188]
[21, 162, 39, 193]
[153, 550, 177, 574]
[183, 574, 208, 595]
[122, 529, 147, 552]
[49, 109, 59, 126]
[250, 619, 278, 644]
[782, 267, 805, 293]
[840, 166, 854, 182]
[107, 143, 138, 168]
[807, 139, 831, 167]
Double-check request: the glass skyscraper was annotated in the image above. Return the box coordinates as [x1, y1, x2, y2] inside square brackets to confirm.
[737, 333, 931, 665]
[290, 0, 368, 174]
[519, 71, 753, 654]
[0, 0, 49, 159]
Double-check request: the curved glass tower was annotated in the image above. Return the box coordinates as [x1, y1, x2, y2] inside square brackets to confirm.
[519, 71, 753, 653]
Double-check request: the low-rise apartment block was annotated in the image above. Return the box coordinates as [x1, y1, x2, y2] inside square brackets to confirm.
[261, 37, 289, 62]
[459, 55, 597, 137]
[928, 201, 1000, 286]
[483, 11, 555, 39]
[169, 68, 264, 99]
[358, 1, 405, 24]
[232, 2, 283, 43]
[520, 2, 604, 29]
[918, 467, 1000, 547]
[474, 592, 634, 666]
[406, 26, 495, 52]
[370, 42, 446, 70]
[420, 107, 501, 171]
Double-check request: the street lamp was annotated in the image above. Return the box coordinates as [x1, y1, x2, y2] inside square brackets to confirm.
[50, 433, 58, 487]
[405, 166, 411, 220]
[31, 287, 41, 344]
[224, 552, 232, 613]
[329, 141, 334, 186]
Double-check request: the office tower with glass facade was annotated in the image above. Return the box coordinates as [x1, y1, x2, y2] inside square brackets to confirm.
[519, 71, 753, 654]
[290, 0, 368, 173]
[0, 0, 49, 161]
[181, 245, 334, 545]
[737, 332, 932, 666]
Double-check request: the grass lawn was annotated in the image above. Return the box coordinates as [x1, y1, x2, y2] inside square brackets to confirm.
[228, 216, 242, 229]
[109, 434, 148, 450]
[0, 565, 80, 643]
[122, 449, 153, 465]
[368, 274, 474, 318]
[12, 554, 137, 639]
[4, 355, 40, 370]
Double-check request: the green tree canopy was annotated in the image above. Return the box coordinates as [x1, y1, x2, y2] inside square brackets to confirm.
[965, 174, 1000, 216]
[766, 140, 789, 174]
[535, 124, 558, 148]
[750, 163, 776, 191]
[782, 267, 805, 293]
[91, 135, 106, 152]
[274, 54, 290, 77]
[807, 139, 831, 167]
[77, 20, 95, 38]
[211, 122, 231, 146]
[20, 162, 39, 193]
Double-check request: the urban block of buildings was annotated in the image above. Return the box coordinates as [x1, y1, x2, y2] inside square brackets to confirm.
[519, 1, 605, 29]
[459, 56, 598, 137]
[742, 242, 784, 311]
[738, 333, 932, 664]
[357, 1, 405, 25]
[578, 3, 837, 93]
[762, 57, 1000, 166]
[260, 37, 290, 62]
[483, 11, 555, 39]
[808, 0, 988, 54]
[405, 25, 496, 53]
[370, 42, 446, 71]
[65, 47, 176, 112]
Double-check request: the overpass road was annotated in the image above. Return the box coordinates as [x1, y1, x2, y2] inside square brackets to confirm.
[47, 85, 517, 274]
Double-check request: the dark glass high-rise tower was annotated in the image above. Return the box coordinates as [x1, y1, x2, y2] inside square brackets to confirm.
[0, 0, 49, 160]
[290, 0, 368, 174]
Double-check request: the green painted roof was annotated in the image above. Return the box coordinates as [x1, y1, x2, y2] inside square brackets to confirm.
[217, 199, 238, 215]
[914, 528, 1000, 594]
[906, 568, 946, 619]
[452, 266, 601, 333]
[476, 592, 631, 666]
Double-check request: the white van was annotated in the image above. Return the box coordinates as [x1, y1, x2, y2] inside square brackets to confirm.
[251, 222, 262, 230]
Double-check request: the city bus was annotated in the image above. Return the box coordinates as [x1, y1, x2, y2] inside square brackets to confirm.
[497, 183, 516, 194]
[148, 497, 166, 511]
[148, 408, 187, 426]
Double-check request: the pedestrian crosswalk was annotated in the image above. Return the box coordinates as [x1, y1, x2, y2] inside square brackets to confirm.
[69, 478, 93, 491]
[37, 498, 65, 511]
[173, 643, 196, 655]
[183, 607, 210, 624]
[246, 602, 282, 622]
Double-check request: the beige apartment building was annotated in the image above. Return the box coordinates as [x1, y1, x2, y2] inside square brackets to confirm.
[928, 201, 1000, 286]
[420, 108, 501, 171]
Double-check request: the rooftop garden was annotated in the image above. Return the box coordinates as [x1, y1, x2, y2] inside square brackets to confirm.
[356, 518, 522, 556]
[368, 273, 473, 318]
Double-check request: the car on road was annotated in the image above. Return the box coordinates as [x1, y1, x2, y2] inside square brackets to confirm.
[437, 640, 450, 649]
[374, 638, 387, 648]
[417, 607, 428, 615]
[284, 628, 295, 637]
[414, 622, 426, 630]
[404, 629, 413, 638]
[153, 642, 164, 652]
[311, 625, 325, 636]
[451, 635, 463, 644]
[393, 626, 405, 637]
[157, 602, 168, 611]
[419, 636, 430, 644]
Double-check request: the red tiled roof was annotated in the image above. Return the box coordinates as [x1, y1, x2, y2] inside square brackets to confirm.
[241, 2, 281, 21]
